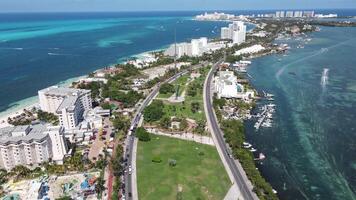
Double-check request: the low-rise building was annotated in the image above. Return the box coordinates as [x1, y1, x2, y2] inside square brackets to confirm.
[0, 124, 68, 170]
[214, 70, 254, 101]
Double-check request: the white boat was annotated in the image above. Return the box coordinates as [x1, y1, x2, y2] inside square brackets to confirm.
[266, 94, 274, 98]
[250, 148, 257, 152]
[243, 143, 252, 149]
[259, 153, 266, 160]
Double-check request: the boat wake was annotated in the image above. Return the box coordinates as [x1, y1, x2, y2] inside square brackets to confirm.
[276, 38, 355, 80]
[0, 47, 23, 50]
[48, 52, 61, 56]
[321, 68, 329, 88]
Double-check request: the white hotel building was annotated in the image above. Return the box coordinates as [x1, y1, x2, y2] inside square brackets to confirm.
[38, 86, 92, 130]
[214, 70, 254, 100]
[164, 37, 225, 59]
[0, 125, 68, 170]
[164, 37, 208, 58]
[221, 21, 246, 44]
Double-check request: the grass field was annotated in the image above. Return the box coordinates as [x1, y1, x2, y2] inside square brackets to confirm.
[161, 67, 209, 122]
[137, 135, 231, 200]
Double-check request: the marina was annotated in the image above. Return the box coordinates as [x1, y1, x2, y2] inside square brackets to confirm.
[253, 90, 276, 129]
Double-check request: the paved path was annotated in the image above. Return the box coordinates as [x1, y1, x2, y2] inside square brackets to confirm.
[203, 60, 258, 200]
[131, 138, 139, 200]
[146, 128, 215, 146]
[224, 184, 241, 200]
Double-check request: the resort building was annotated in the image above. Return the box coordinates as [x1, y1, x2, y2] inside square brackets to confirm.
[221, 27, 231, 39]
[38, 86, 92, 130]
[286, 11, 294, 18]
[164, 37, 224, 58]
[214, 70, 255, 100]
[220, 21, 246, 44]
[214, 70, 243, 98]
[0, 124, 68, 170]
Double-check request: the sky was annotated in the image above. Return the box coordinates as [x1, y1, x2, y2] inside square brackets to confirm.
[0, 0, 356, 12]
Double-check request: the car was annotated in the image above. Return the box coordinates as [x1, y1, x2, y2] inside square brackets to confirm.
[128, 192, 132, 197]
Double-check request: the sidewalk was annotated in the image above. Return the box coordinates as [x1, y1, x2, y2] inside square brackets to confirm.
[131, 138, 139, 200]
[146, 128, 215, 146]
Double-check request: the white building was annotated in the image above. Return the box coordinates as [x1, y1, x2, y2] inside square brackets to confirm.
[234, 44, 265, 56]
[294, 11, 303, 18]
[195, 12, 235, 21]
[303, 11, 315, 18]
[191, 37, 208, 56]
[221, 27, 231, 39]
[214, 70, 243, 99]
[286, 11, 294, 18]
[214, 70, 255, 100]
[164, 37, 216, 58]
[275, 11, 285, 18]
[38, 86, 92, 130]
[0, 124, 68, 170]
[220, 21, 246, 44]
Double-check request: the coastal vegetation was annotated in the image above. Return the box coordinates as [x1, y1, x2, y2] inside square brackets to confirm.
[221, 120, 278, 200]
[37, 110, 59, 125]
[136, 135, 230, 200]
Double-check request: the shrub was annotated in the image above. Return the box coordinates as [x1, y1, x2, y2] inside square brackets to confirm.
[152, 156, 162, 163]
[168, 159, 177, 167]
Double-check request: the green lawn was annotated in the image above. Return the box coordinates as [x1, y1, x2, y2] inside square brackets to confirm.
[160, 67, 209, 122]
[137, 135, 231, 200]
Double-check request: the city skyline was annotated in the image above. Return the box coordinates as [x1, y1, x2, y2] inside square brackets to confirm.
[0, 0, 356, 12]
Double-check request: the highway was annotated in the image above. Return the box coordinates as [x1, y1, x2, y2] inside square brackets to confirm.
[203, 60, 258, 200]
[122, 67, 194, 200]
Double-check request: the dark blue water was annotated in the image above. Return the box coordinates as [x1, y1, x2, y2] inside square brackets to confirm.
[246, 26, 356, 199]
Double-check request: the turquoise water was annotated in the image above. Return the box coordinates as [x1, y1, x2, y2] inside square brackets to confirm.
[246, 26, 356, 199]
[0, 12, 232, 113]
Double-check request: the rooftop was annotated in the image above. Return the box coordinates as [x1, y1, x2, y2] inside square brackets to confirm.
[0, 124, 60, 145]
[39, 86, 90, 97]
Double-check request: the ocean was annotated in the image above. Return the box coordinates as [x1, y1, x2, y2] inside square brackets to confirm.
[0, 12, 232, 115]
[1, 10, 356, 200]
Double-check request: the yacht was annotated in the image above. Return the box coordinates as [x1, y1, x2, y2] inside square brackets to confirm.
[250, 148, 257, 152]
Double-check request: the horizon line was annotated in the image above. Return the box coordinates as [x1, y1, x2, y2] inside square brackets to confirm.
[0, 8, 355, 14]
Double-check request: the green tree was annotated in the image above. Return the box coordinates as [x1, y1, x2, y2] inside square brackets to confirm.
[135, 127, 151, 142]
[191, 102, 200, 113]
[159, 83, 175, 94]
[95, 176, 106, 196]
[143, 100, 164, 122]
[159, 117, 171, 129]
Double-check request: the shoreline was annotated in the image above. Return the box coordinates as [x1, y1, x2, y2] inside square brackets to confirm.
[0, 48, 166, 128]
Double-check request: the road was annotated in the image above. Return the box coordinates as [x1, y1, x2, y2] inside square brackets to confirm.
[122, 66, 198, 200]
[203, 60, 258, 200]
